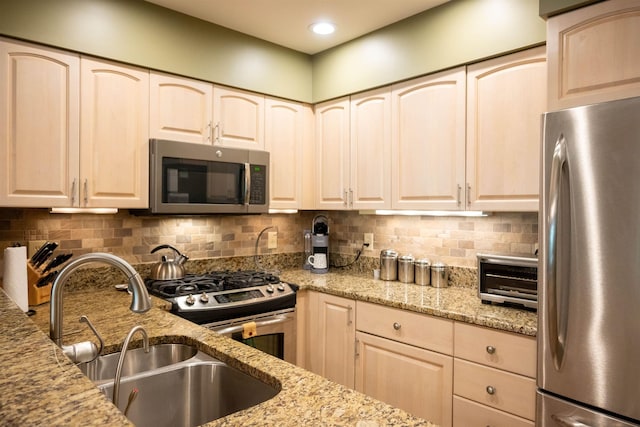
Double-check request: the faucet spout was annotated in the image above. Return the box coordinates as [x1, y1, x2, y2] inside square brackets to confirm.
[49, 253, 152, 354]
[112, 325, 149, 408]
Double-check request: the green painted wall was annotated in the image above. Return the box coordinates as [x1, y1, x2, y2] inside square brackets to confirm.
[312, 0, 546, 102]
[0, 0, 547, 103]
[0, 0, 313, 102]
[539, 0, 601, 17]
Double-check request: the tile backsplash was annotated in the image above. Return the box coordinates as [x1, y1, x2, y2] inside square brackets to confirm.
[0, 209, 537, 269]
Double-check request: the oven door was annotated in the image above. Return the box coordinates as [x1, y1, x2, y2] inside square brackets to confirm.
[204, 308, 296, 364]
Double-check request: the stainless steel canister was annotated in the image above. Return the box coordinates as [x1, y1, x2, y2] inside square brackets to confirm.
[397, 254, 415, 283]
[414, 258, 431, 286]
[431, 262, 448, 288]
[380, 250, 398, 281]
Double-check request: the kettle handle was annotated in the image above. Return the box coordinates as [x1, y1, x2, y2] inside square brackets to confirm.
[150, 244, 182, 256]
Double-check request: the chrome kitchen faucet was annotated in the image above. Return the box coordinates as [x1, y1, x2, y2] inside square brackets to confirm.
[49, 253, 152, 363]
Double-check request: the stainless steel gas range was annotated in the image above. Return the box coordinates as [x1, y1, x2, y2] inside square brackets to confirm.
[146, 270, 298, 363]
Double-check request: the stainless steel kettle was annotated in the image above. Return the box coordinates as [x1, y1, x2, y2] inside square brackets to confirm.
[149, 244, 189, 280]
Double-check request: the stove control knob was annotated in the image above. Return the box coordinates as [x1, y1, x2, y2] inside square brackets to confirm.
[199, 292, 210, 304]
[185, 294, 196, 305]
[266, 285, 274, 294]
[277, 284, 285, 292]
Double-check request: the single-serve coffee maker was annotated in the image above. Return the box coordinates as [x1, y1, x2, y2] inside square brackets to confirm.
[309, 215, 329, 274]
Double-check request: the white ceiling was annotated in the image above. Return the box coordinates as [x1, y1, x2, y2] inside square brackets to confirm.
[144, 0, 450, 55]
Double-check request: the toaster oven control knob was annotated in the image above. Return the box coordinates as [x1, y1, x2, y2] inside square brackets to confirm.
[185, 294, 196, 305]
[277, 284, 285, 292]
[199, 292, 210, 304]
[266, 285, 274, 294]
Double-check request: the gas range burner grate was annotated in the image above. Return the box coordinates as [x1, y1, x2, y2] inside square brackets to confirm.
[145, 270, 281, 298]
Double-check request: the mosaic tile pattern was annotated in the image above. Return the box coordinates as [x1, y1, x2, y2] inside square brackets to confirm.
[0, 208, 537, 269]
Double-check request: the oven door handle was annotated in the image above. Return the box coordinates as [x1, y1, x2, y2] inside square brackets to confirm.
[213, 315, 290, 335]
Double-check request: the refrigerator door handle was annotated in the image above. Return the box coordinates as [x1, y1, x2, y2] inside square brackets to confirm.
[551, 413, 592, 427]
[548, 134, 568, 370]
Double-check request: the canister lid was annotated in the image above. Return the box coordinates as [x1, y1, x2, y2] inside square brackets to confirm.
[380, 249, 398, 258]
[431, 262, 446, 270]
[414, 258, 431, 266]
[398, 254, 414, 261]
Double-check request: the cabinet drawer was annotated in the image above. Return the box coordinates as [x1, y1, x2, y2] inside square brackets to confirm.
[454, 359, 536, 420]
[453, 396, 533, 427]
[454, 322, 536, 377]
[356, 301, 453, 355]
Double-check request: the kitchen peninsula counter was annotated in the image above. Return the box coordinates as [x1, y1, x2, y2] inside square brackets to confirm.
[0, 285, 434, 426]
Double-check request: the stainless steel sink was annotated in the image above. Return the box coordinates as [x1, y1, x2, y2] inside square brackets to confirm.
[99, 360, 279, 427]
[78, 343, 197, 382]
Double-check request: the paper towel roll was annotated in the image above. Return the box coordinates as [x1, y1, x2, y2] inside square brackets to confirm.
[3, 246, 28, 312]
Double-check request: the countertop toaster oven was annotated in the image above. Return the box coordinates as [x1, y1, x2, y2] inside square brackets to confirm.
[477, 253, 538, 310]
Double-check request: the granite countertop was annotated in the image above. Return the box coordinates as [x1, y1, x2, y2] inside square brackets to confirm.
[280, 269, 537, 337]
[0, 284, 434, 426]
[0, 265, 536, 426]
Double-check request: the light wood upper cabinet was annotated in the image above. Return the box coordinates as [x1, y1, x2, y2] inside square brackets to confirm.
[350, 87, 392, 210]
[149, 72, 213, 144]
[0, 39, 80, 207]
[315, 97, 350, 209]
[265, 97, 306, 210]
[466, 47, 546, 212]
[212, 86, 265, 150]
[391, 67, 466, 210]
[547, 0, 640, 110]
[80, 57, 149, 208]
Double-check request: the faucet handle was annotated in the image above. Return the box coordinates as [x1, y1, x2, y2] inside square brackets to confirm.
[78, 315, 104, 363]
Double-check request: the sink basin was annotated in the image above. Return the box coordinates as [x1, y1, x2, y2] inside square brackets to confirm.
[99, 361, 279, 427]
[78, 343, 197, 382]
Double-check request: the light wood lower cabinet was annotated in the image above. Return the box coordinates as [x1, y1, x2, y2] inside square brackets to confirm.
[306, 292, 355, 388]
[453, 322, 537, 425]
[356, 331, 453, 426]
[300, 292, 540, 425]
[356, 301, 454, 426]
[453, 395, 533, 427]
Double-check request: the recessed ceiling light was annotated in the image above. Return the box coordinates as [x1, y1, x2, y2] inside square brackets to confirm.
[309, 22, 336, 35]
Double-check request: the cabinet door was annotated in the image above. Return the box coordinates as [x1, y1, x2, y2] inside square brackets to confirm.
[466, 47, 546, 212]
[0, 39, 79, 207]
[212, 86, 264, 150]
[391, 67, 466, 210]
[265, 97, 304, 210]
[310, 293, 355, 388]
[149, 72, 213, 144]
[547, 0, 640, 110]
[80, 57, 149, 208]
[315, 97, 350, 210]
[355, 331, 453, 426]
[350, 87, 391, 209]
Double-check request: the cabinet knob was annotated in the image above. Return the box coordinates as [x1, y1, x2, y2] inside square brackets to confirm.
[393, 322, 401, 330]
[486, 345, 496, 354]
[486, 385, 496, 395]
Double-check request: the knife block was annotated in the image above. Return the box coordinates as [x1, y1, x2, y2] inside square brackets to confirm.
[27, 262, 52, 306]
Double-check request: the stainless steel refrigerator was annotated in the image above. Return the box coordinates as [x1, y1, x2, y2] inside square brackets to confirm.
[538, 96, 640, 426]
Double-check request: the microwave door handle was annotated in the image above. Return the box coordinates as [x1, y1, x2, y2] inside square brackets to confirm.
[547, 134, 568, 370]
[244, 163, 251, 206]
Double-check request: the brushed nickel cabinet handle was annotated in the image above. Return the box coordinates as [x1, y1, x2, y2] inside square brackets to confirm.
[486, 385, 496, 395]
[486, 345, 496, 354]
[393, 322, 401, 330]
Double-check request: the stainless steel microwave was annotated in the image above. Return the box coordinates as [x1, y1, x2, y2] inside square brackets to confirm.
[147, 139, 269, 214]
